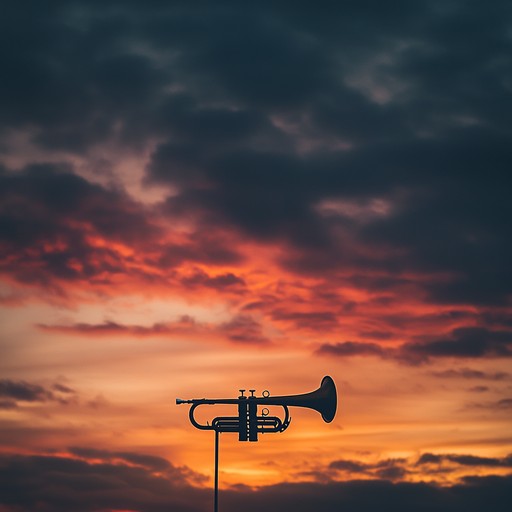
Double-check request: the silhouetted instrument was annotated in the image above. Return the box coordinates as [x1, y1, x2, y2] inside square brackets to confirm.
[176, 375, 337, 441]
[176, 376, 337, 512]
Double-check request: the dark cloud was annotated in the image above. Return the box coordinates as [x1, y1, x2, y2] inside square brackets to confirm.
[0, 164, 161, 287]
[218, 315, 270, 345]
[180, 269, 246, 290]
[0, 164, 247, 292]
[0, 379, 51, 402]
[103, 5, 512, 305]
[317, 341, 387, 358]
[417, 452, 512, 468]
[0, 2, 168, 151]
[0, 379, 77, 409]
[328, 457, 408, 481]
[404, 327, 512, 363]
[329, 458, 368, 473]
[1, 0, 511, 308]
[67, 447, 202, 477]
[2, 3, 512, 509]
[317, 326, 512, 364]
[2, 452, 512, 512]
[0, 452, 208, 512]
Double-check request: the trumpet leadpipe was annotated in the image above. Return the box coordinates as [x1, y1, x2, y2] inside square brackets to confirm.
[176, 397, 241, 405]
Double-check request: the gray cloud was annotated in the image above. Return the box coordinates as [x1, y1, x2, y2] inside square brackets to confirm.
[0, 379, 76, 408]
[2, 452, 512, 512]
[1, 0, 511, 308]
[316, 326, 512, 364]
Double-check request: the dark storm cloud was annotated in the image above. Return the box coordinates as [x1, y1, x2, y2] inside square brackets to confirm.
[142, 1, 512, 305]
[223, 476, 512, 512]
[2, 452, 512, 512]
[0, 2, 168, 151]
[1, 0, 512, 307]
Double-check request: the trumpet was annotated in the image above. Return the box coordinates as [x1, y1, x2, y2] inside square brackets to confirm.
[176, 375, 337, 442]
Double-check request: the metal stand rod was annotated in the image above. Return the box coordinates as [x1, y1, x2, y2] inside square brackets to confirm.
[214, 430, 219, 512]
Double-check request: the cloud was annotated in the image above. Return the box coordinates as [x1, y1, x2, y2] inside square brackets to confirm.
[38, 314, 270, 345]
[417, 452, 512, 468]
[0, 379, 76, 408]
[67, 447, 207, 481]
[218, 315, 270, 345]
[430, 368, 510, 381]
[328, 457, 408, 480]
[404, 327, 512, 362]
[37, 317, 204, 338]
[0, 0, 511, 311]
[0, 380, 51, 402]
[317, 341, 387, 358]
[180, 269, 246, 290]
[2, 452, 512, 512]
[271, 310, 340, 332]
[0, 164, 250, 300]
[0, 452, 208, 512]
[1, 4, 512, 509]
[316, 327, 512, 364]
[0, 164, 162, 291]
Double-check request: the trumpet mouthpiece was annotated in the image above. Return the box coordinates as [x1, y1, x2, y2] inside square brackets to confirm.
[176, 398, 184, 404]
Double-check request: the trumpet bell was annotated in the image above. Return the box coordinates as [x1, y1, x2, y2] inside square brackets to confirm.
[318, 375, 337, 422]
[261, 375, 337, 423]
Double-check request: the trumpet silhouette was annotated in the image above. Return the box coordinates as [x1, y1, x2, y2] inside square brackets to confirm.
[176, 375, 337, 442]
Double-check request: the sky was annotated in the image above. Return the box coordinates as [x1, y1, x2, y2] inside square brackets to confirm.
[1, 1, 512, 511]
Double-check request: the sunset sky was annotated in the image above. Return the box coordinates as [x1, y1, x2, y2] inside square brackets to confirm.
[1, 1, 512, 511]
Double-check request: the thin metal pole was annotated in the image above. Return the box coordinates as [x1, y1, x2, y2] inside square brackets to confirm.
[214, 430, 219, 512]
